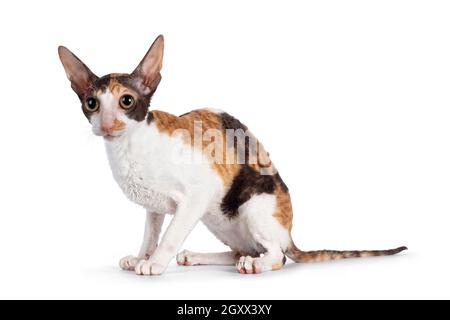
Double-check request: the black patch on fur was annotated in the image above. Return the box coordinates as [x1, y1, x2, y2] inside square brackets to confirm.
[92, 74, 111, 91]
[146, 111, 154, 124]
[220, 112, 248, 131]
[220, 112, 253, 164]
[221, 165, 277, 218]
[274, 173, 289, 192]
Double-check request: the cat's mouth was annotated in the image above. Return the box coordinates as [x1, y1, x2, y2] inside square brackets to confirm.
[104, 134, 122, 141]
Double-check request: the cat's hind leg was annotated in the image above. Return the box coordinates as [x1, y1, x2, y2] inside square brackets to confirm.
[176, 250, 239, 266]
[236, 193, 291, 274]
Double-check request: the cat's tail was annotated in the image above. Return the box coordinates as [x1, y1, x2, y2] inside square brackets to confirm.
[285, 241, 407, 263]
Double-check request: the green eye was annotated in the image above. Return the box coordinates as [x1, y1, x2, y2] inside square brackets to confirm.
[120, 95, 135, 109]
[85, 97, 98, 112]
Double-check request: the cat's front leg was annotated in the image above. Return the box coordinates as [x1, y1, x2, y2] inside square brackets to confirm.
[119, 211, 165, 271]
[135, 196, 209, 276]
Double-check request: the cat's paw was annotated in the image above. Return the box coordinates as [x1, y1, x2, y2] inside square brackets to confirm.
[119, 255, 139, 271]
[176, 249, 195, 266]
[135, 259, 167, 276]
[236, 256, 263, 274]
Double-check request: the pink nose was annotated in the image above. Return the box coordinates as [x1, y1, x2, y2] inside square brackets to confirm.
[101, 124, 114, 135]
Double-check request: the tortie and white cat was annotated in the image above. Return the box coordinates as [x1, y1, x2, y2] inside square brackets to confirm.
[58, 35, 406, 276]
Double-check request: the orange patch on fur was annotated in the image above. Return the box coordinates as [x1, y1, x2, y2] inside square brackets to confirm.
[108, 75, 124, 95]
[113, 118, 126, 131]
[273, 185, 293, 231]
[152, 110, 221, 137]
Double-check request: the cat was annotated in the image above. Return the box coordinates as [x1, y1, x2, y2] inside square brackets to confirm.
[58, 35, 406, 275]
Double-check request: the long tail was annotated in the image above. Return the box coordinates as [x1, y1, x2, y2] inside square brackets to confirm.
[286, 241, 407, 263]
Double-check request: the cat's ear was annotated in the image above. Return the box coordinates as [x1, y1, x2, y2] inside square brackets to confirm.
[131, 35, 164, 92]
[58, 46, 98, 98]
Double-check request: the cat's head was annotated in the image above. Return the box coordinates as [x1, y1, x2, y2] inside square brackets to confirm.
[58, 35, 164, 140]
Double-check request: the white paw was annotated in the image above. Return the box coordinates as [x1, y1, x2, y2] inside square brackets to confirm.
[176, 249, 195, 266]
[119, 255, 139, 271]
[135, 259, 167, 276]
[236, 256, 263, 274]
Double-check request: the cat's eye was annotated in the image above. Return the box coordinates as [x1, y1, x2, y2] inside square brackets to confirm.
[85, 97, 99, 112]
[120, 95, 135, 109]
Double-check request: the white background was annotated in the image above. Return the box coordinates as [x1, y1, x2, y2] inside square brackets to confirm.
[0, 0, 449, 299]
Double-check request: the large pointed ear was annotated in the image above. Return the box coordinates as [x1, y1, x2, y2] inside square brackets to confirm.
[58, 46, 98, 99]
[131, 35, 164, 92]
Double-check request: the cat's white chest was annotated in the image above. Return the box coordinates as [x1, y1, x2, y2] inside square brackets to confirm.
[104, 121, 224, 218]
[104, 125, 177, 214]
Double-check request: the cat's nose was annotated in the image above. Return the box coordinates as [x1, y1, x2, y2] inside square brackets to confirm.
[101, 124, 114, 135]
